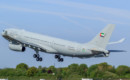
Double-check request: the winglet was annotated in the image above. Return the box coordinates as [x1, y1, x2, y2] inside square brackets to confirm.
[108, 38, 125, 45]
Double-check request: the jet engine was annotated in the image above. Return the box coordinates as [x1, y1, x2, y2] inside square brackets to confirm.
[9, 43, 25, 52]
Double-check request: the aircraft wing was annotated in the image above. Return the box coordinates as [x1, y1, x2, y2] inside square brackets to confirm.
[22, 42, 57, 53]
[10, 38, 57, 53]
[108, 50, 126, 52]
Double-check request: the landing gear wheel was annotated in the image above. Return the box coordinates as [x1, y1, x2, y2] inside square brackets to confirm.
[60, 58, 64, 62]
[39, 57, 43, 61]
[33, 54, 37, 58]
[55, 55, 64, 62]
[55, 55, 59, 59]
[58, 58, 64, 62]
[58, 58, 61, 62]
[36, 57, 40, 61]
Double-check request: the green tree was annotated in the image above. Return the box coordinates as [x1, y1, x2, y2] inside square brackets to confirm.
[41, 67, 47, 73]
[116, 65, 129, 77]
[98, 62, 109, 72]
[56, 68, 63, 78]
[107, 65, 116, 73]
[78, 64, 88, 77]
[68, 63, 79, 74]
[26, 67, 37, 77]
[62, 67, 68, 77]
[87, 64, 98, 78]
[0, 68, 15, 76]
[38, 66, 42, 69]
[102, 71, 118, 79]
[48, 66, 56, 73]
[16, 63, 28, 70]
[88, 62, 111, 78]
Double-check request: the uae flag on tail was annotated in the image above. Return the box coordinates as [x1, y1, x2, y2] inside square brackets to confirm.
[100, 33, 105, 37]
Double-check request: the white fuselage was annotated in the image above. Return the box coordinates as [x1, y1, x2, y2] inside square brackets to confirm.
[2, 24, 116, 61]
[2, 29, 93, 57]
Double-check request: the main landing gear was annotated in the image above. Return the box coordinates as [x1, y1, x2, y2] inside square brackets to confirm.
[55, 55, 64, 62]
[33, 51, 43, 62]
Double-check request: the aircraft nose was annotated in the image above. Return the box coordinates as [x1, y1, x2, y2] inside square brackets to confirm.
[1, 30, 4, 36]
[2, 30, 7, 36]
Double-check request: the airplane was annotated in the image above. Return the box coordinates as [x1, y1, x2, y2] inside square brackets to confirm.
[1, 24, 124, 62]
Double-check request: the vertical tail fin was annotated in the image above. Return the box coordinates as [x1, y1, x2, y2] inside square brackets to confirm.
[89, 24, 115, 49]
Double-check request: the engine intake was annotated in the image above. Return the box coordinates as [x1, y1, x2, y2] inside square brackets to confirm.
[9, 43, 26, 52]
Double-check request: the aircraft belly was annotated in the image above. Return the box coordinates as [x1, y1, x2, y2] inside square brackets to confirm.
[74, 50, 92, 57]
[54, 46, 76, 56]
[57, 48, 92, 57]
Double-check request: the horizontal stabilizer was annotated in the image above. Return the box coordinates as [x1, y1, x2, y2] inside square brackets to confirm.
[109, 50, 126, 52]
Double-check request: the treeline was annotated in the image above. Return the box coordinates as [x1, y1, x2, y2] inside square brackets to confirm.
[0, 62, 130, 79]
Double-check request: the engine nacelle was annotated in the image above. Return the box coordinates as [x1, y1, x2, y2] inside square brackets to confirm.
[9, 43, 26, 52]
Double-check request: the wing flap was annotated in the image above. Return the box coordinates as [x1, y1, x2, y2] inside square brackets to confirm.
[21, 42, 57, 53]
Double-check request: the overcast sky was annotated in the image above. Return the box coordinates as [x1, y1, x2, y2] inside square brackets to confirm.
[0, 0, 130, 68]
